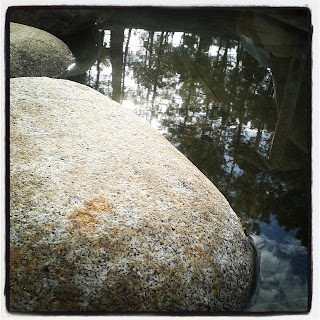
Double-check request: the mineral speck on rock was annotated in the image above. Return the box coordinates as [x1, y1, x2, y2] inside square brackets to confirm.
[10, 77, 256, 312]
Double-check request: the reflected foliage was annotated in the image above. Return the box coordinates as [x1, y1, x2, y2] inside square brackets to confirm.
[74, 19, 309, 247]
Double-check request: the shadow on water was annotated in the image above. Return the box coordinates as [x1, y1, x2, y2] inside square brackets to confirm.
[10, 7, 312, 313]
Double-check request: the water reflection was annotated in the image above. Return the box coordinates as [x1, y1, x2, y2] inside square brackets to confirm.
[60, 8, 310, 312]
[250, 223, 308, 311]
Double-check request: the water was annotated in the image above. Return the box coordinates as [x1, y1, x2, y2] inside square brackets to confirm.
[15, 8, 312, 312]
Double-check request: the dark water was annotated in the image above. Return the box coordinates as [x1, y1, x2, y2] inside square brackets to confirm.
[67, 9, 311, 312]
[14, 8, 312, 312]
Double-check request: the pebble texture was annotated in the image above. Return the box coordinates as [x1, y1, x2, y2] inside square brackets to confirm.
[10, 77, 256, 312]
[10, 23, 74, 78]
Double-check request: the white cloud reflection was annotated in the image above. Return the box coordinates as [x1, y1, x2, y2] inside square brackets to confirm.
[247, 232, 308, 312]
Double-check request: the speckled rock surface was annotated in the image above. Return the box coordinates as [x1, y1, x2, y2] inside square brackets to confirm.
[10, 23, 74, 78]
[10, 77, 256, 312]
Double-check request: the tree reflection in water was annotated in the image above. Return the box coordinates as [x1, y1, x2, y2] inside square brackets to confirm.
[63, 9, 310, 311]
[84, 28, 309, 245]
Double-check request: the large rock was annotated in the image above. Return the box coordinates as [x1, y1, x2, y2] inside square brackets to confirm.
[10, 77, 256, 312]
[10, 23, 74, 78]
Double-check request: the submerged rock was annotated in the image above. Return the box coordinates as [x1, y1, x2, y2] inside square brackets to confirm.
[10, 77, 256, 312]
[10, 23, 74, 78]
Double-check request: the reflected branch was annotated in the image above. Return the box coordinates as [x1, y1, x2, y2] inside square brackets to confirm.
[268, 34, 308, 166]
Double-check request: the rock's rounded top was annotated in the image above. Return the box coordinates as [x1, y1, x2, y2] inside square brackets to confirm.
[10, 23, 74, 78]
[10, 77, 256, 312]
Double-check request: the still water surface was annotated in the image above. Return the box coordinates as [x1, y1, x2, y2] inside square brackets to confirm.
[61, 9, 310, 312]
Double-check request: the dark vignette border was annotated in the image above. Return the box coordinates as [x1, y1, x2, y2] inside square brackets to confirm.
[4, 4, 313, 316]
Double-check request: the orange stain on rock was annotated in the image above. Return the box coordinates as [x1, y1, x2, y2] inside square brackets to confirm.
[10, 246, 22, 266]
[71, 197, 113, 230]
[83, 197, 113, 213]
[54, 268, 63, 276]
